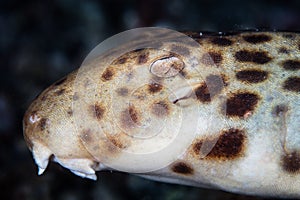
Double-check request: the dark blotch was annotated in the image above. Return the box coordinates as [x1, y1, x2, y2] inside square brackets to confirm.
[171, 162, 194, 175]
[67, 109, 73, 116]
[101, 68, 114, 81]
[116, 87, 129, 96]
[129, 106, 139, 123]
[120, 105, 140, 129]
[195, 84, 210, 102]
[222, 92, 260, 118]
[39, 118, 48, 131]
[236, 69, 268, 83]
[193, 141, 203, 155]
[91, 103, 105, 120]
[54, 77, 67, 86]
[208, 129, 245, 159]
[111, 139, 126, 149]
[243, 34, 272, 44]
[201, 52, 223, 66]
[235, 50, 271, 64]
[211, 37, 233, 46]
[151, 101, 169, 117]
[109, 135, 128, 149]
[283, 76, 300, 92]
[116, 57, 127, 64]
[193, 129, 245, 159]
[137, 53, 148, 64]
[148, 83, 163, 93]
[195, 74, 226, 102]
[282, 60, 300, 71]
[282, 151, 300, 173]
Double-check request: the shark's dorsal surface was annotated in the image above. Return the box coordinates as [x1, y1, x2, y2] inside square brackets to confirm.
[23, 28, 300, 198]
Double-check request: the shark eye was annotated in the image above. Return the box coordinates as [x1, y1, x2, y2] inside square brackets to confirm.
[149, 56, 185, 78]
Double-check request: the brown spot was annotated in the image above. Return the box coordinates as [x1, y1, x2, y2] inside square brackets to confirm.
[115, 57, 127, 64]
[201, 52, 223, 66]
[128, 106, 139, 123]
[192, 141, 202, 156]
[211, 37, 233, 46]
[67, 109, 73, 116]
[278, 47, 289, 54]
[148, 83, 163, 94]
[272, 104, 289, 117]
[91, 103, 105, 120]
[283, 76, 300, 92]
[195, 74, 226, 102]
[195, 83, 210, 102]
[121, 105, 140, 129]
[101, 68, 114, 81]
[222, 92, 260, 118]
[109, 138, 126, 149]
[236, 69, 268, 83]
[282, 60, 300, 71]
[108, 133, 129, 149]
[39, 118, 48, 131]
[151, 101, 169, 117]
[282, 151, 300, 173]
[243, 34, 272, 44]
[192, 128, 246, 160]
[55, 88, 65, 96]
[116, 87, 129, 96]
[170, 45, 190, 56]
[137, 53, 148, 64]
[235, 50, 271, 64]
[171, 161, 194, 175]
[54, 77, 67, 86]
[80, 129, 93, 143]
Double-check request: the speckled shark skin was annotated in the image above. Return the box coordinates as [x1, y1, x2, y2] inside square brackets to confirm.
[23, 29, 300, 198]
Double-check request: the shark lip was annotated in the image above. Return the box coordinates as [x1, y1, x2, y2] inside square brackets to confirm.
[31, 140, 106, 180]
[31, 141, 52, 176]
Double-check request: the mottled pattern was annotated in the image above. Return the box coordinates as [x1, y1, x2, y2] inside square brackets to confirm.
[23, 31, 300, 198]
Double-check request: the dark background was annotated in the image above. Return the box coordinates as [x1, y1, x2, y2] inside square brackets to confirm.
[1, 0, 300, 199]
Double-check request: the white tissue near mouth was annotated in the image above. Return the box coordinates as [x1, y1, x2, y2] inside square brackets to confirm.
[32, 140, 105, 180]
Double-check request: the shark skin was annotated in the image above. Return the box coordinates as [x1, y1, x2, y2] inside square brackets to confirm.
[23, 29, 300, 198]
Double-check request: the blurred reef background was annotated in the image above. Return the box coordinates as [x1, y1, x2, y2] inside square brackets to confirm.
[1, 0, 300, 199]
